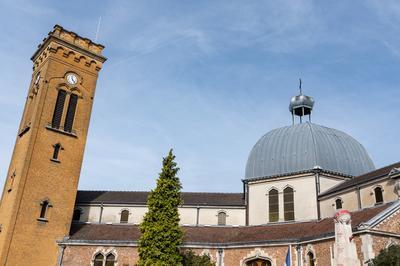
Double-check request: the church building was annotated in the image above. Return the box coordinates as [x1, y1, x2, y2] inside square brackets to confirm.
[0, 25, 399, 266]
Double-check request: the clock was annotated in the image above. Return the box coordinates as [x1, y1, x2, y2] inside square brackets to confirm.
[66, 73, 78, 85]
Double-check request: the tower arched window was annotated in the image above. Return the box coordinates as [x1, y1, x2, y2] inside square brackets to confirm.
[120, 210, 129, 223]
[51, 89, 67, 129]
[283, 187, 295, 221]
[335, 198, 343, 210]
[39, 200, 49, 220]
[64, 93, 78, 133]
[269, 189, 279, 222]
[217, 211, 227, 226]
[105, 253, 116, 266]
[307, 251, 315, 266]
[52, 143, 62, 161]
[93, 253, 104, 266]
[374, 187, 383, 204]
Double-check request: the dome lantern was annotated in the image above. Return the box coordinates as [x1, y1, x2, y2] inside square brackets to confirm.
[289, 79, 315, 124]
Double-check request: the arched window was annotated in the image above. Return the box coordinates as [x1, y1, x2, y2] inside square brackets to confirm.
[120, 210, 129, 223]
[245, 258, 272, 266]
[335, 198, 343, 210]
[52, 89, 67, 129]
[52, 143, 61, 160]
[269, 189, 279, 222]
[64, 93, 78, 132]
[284, 187, 295, 221]
[39, 200, 49, 219]
[105, 253, 116, 266]
[374, 187, 383, 204]
[307, 251, 315, 266]
[217, 211, 227, 226]
[72, 209, 81, 222]
[93, 253, 104, 266]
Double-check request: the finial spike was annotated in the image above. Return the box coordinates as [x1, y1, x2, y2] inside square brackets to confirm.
[299, 78, 302, 95]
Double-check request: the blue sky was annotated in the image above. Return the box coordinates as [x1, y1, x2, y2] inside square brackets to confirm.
[0, 0, 399, 192]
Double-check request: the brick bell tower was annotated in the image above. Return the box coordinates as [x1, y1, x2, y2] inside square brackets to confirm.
[0, 25, 106, 265]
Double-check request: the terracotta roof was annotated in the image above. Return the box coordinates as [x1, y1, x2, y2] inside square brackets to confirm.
[319, 162, 400, 197]
[76, 190, 245, 207]
[68, 203, 392, 245]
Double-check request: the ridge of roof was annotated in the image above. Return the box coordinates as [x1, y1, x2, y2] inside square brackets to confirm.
[76, 190, 245, 206]
[77, 190, 242, 195]
[319, 161, 400, 197]
[358, 200, 400, 228]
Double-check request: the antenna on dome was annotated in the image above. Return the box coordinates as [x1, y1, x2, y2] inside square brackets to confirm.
[289, 79, 315, 125]
[299, 78, 302, 95]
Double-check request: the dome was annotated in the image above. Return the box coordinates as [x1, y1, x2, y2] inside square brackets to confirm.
[289, 94, 314, 115]
[245, 122, 375, 179]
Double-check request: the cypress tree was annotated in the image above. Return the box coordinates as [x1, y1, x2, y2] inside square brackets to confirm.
[138, 149, 183, 266]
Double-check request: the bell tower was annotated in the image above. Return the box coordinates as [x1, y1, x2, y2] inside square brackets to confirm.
[0, 25, 106, 265]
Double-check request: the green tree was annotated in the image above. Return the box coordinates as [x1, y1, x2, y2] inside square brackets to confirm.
[372, 244, 400, 266]
[182, 250, 215, 266]
[138, 149, 183, 266]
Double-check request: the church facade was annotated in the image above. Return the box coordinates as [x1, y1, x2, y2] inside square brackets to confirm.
[0, 25, 399, 266]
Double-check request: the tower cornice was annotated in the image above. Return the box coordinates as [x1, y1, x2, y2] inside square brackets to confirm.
[31, 25, 107, 64]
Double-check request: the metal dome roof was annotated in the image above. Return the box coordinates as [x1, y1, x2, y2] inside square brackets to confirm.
[289, 94, 315, 113]
[245, 122, 375, 179]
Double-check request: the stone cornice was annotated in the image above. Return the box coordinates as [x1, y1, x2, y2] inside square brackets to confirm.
[32, 25, 106, 62]
[31, 25, 106, 73]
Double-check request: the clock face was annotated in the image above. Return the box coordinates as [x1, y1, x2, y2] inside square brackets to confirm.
[66, 74, 78, 85]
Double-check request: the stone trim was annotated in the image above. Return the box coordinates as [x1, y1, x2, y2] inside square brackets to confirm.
[304, 244, 317, 266]
[91, 247, 118, 266]
[239, 248, 275, 266]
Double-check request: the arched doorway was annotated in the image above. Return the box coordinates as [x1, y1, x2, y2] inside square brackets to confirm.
[245, 258, 272, 266]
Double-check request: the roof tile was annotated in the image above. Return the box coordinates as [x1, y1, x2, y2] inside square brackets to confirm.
[76, 191, 245, 207]
[69, 203, 391, 244]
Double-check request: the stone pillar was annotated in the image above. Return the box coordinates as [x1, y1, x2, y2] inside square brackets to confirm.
[332, 210, 361, 266]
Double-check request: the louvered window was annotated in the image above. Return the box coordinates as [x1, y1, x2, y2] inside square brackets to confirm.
[51, 90, 67, 129]
[64, 94, 78, 132]
[284, 187, 295, 221]
[269, 189, 279, 222]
